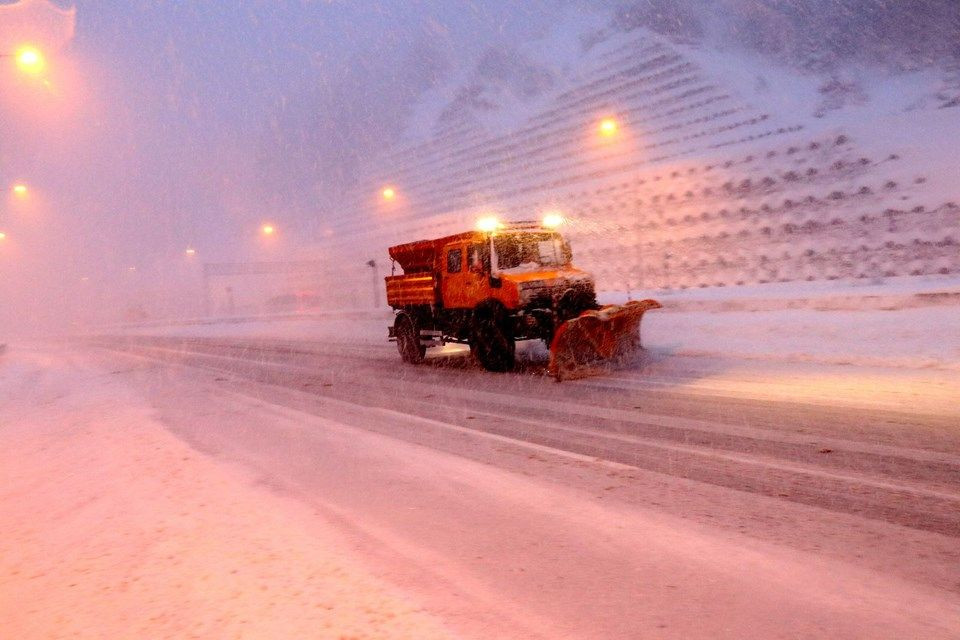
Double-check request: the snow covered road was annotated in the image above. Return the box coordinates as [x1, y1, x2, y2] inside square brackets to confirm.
[0, 346, 453, 639]
[3, 339, 959, 638]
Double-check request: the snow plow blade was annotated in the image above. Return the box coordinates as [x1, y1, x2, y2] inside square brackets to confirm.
[548, 299, 662, 381]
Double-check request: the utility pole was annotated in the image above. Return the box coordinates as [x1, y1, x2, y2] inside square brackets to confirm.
[366, 259, 380, 308]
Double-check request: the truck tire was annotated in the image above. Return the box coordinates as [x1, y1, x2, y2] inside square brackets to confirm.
[471, 302, 515, 372]
[395, 312, 426, 364]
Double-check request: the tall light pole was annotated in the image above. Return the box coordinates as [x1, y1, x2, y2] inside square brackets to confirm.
[366, 259, 380, 308]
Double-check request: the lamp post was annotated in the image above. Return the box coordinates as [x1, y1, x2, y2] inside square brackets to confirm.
[366, 259, 380, 308]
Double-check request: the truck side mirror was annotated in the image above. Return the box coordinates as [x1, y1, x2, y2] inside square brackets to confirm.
[489, 275, 502, 288]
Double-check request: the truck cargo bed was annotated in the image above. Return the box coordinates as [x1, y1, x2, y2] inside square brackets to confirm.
[386, 273, 437, 307]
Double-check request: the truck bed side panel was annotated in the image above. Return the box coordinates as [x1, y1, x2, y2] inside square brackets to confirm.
[386, 274, 437, 307]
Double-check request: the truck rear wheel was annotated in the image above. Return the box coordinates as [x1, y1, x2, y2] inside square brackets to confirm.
[471, 303, 515, 372]
[395, 313, 426, 364]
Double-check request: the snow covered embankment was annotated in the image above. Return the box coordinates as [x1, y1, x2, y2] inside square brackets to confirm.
[0, 347, 451, 639]
[120, 275, 960, 372]
[632, 275, 960, 371]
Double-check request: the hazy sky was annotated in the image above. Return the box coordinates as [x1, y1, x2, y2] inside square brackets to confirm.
[56, 0, 561, 254]
[1, 0, 569, 329]
[4, 0, 957, 332]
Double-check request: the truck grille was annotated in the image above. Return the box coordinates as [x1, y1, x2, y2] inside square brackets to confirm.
[520, 281, 595, 309]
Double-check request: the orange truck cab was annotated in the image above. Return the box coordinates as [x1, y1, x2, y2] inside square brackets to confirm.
[386, 221, 597, 371]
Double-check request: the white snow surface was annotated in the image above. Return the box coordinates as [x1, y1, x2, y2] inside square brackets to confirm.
[114, 285, 960, 418]
[0, 347, 453, 639]
[1, 340, 958, 638]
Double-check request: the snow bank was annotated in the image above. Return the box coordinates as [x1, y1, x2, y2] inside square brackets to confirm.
[644, 306, 960, 371]
[115, 273, 960, 373]
[0, 347, 452, 639]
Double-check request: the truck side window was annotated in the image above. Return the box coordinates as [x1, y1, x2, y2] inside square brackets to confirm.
[446, 248, 462, 273]
[468, 244, 489, 273]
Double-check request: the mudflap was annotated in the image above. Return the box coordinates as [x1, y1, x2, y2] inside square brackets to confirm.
[548, 299, 662, 381]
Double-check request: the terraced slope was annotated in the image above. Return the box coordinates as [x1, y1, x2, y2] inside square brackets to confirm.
[292, 29, 958, 306]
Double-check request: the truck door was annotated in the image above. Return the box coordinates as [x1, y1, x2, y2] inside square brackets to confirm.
[465, 242, 490, 303]
[441, 243, 467, 308]
[442, 242, 489, 308]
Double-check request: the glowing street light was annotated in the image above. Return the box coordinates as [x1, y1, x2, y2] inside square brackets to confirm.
[12, 183, 28, 198]
[185, 247, 196, 256]
[261, 224, 276, 236]
[382, 186, 396, 201]
[598, 117, 618, 137]
[0, 231, 6, 241]
[13, 45, 45, 75]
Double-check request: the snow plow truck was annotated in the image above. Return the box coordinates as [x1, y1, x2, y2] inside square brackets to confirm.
[385, 218, 660, 380]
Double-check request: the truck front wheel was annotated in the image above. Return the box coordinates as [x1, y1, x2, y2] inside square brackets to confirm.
[471, 303, 515, 372]
[395, 312, 426, 364]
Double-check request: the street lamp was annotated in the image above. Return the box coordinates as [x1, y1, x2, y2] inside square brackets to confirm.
[366, 259, 380, 308]
[185, 247, 196, 256]
[1, 45, 46, 75]
[16, 46, 45, 74]
[11, 183, 28, 198]
[0, 231, 6, 241]
[382, 186, 396, 201]
[598, 117, 618, 137]
[261, 223, 275, 236]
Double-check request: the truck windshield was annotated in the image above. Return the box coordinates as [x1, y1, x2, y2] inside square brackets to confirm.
[494, 233, 568, 271]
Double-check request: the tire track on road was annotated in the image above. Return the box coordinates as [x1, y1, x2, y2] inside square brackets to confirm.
[94, 335, 960, 537]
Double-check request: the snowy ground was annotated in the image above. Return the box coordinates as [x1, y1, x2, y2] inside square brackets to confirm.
[4, 278, 959, 638]
[1, 339, 958, 639]
[114, 277, 960, 416]
[0, 347, 453, 639]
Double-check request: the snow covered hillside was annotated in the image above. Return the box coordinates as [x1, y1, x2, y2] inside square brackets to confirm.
[289, 4, 959, 308]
